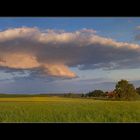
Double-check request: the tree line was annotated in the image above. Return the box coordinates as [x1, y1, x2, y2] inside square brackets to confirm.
[82, 79, 140, 100]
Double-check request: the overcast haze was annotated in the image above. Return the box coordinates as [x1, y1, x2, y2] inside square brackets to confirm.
[0, 17, 140, 93]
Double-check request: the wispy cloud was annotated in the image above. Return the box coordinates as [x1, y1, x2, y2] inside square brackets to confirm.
[136, 26, 140, 30]
[134, 26, 140, 41]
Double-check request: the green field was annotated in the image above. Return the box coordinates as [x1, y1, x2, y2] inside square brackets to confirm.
[0, 96, 140, 122]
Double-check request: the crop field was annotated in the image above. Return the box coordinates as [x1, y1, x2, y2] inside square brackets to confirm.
[0, 97, 140, 122]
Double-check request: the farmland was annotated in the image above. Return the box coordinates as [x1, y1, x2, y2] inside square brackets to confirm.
[0, 96, 140, 122]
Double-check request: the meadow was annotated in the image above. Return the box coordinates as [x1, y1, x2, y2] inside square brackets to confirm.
[0, 96, 140, 122]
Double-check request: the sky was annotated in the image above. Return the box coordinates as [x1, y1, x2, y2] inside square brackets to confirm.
[0, 17, 140, 93]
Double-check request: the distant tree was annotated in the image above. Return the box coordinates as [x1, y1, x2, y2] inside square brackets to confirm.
[115, 79, 137, 99]
[86, 90, 104, 97]
[64, 93, 81, 98]
[64, 93, 73, 97]
[136, 87, 140, 95]
[105, 91, 109, 94]
[81, 94, 85, 97]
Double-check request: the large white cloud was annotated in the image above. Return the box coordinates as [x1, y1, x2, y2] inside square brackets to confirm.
[0, 27, 140, 78]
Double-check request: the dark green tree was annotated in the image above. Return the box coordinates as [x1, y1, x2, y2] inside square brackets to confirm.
[86, 90, 104, 97]
[115, 79, 137, 99]
[136, 87, 140, 95]
[81, 94, 85, 97]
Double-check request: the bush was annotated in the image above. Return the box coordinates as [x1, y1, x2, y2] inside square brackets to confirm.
[136, 87, 140, 95]
[86, 90, 105, 97]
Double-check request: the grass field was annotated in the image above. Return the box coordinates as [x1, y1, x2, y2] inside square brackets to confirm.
[0, 96, 140, 122]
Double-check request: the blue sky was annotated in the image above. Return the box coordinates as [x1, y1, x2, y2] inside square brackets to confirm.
[0, 17, 140, 94]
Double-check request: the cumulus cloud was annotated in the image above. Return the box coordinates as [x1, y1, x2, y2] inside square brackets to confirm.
[0, 27, 140, 79]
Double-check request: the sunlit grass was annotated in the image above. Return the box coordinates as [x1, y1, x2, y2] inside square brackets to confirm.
[0, 97, 139, 122]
